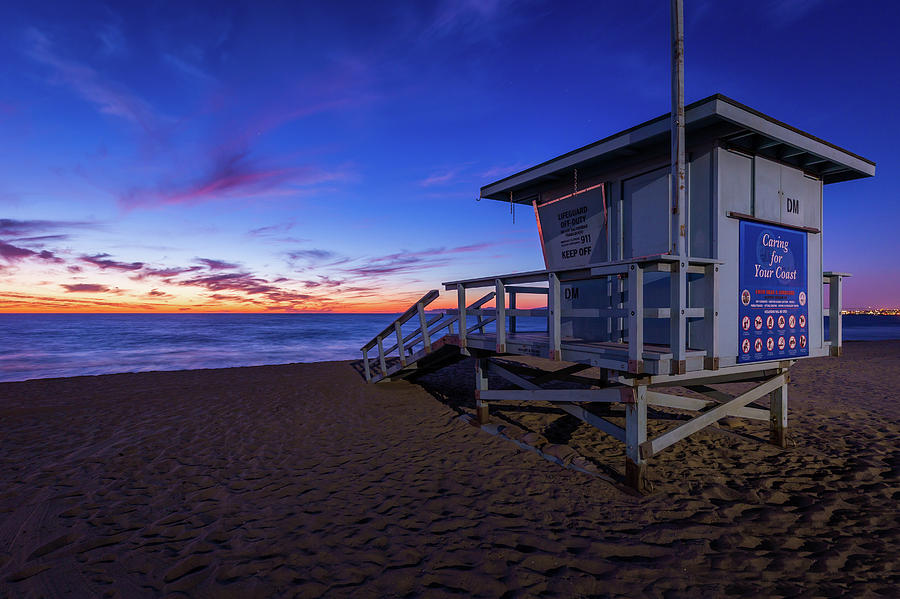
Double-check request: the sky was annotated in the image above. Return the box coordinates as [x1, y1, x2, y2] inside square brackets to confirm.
[0, 0, 897, 313]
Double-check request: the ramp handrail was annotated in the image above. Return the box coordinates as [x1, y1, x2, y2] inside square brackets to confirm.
[361, 289, 504, 382]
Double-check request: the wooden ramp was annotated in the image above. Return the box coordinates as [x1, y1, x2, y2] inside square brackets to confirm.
[360, 290, 464, 383]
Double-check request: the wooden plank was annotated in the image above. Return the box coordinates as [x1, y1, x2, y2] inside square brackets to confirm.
[641, 372, 787, 458]
[590, 264, 630, 276]
[566, 308, 630, 318]
[506, 286, 548, 295]
[627, 264, 644, 372]
[362, 347, 371, 382]
[361, 289, 439, 351]
[466, 317, 496, 335]
[495, 279, 506, 353]
[727, 211, 821, 234]
[625, 386, 648, 488]
[829, 275, 843, 356]
[475, 358, 490, 424]
[704, 263, 720, 370]
[614, 271, 624, 342]
[643, 262, 672, 273]
[417, 302, 431, 354]
[488, 361, 539, 390]
[646, 390, 711, 411]
[395, 322, 407, 367]
[649, 385, 768, 420]
[530, 363, 591, 385]
[377, 336, 387, 375]
[548, 272, 561, 360]
[769, 379, 788, 447]
[508, 291, 517, 335]
[731, 406, 769, 421]
[644, 307, 705, 319]
[628, 362, 785, 387]
[479, 389, 625, 403]
[457, 284, 467, 349]
[558, 403, 626, 442]
[670, 258, 687, 373]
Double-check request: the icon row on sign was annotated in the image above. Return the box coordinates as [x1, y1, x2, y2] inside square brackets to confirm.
[741, 335, 806, 354]
[742, 314, 806, 331]
[741, 289, 807, 307]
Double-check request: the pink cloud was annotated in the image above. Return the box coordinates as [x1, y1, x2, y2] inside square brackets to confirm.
[61, 283, 114, 293]
[80, 253, 144, 271]
[196, 258, 240, 270]
[342, 242, 498, 278]
[0, 240, 65, 264]
[119, 150, 346, 208]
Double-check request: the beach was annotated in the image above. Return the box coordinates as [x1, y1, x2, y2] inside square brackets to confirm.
[1, 341, 896, 597]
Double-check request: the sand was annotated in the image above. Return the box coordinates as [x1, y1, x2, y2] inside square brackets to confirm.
[0, 341, 896, 598]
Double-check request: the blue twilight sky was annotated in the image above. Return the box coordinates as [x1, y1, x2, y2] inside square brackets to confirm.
[0, 0, 897, 312]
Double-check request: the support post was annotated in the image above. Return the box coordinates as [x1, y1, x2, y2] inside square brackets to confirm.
[704, 263, 720, 370]
[362, 347, 371, 382]
[670, 0, 686, 257]
[376, 335, 387, 376]
[624, 385, 648, 493]
[548, 272, 561, 360]
[417, 302, 431, 354]
[394, 321, 407, 367]
[509, 291, 517, 335]
[495, 279, 506, 353]
[769, 372, 788, 447]
[627, 264, 644, 372]
[457, 284, 467, 349]
[475, 357, 490, 425]
[670, 259, 687, 373]
[829, 275, 843, 357]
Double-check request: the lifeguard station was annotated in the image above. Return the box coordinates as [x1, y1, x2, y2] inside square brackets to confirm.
[360, 93, 874, 491]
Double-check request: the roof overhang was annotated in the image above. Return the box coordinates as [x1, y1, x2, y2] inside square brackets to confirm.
[480, 94, 875, 202]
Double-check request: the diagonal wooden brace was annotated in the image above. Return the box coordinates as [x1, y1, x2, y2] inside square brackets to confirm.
[640, 371, 788, 459]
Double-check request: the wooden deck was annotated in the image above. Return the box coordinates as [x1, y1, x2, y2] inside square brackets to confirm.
[444, 332, 708, 375]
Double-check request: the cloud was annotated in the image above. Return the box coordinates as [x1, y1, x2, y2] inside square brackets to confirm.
[248, 222, 296, 237]
[428, 0, 514, 37]
[134, 265, 202, 280]
[0, 240, 64, 264]
[120, 149, 346, 208]
[302, 276, 343, 289]
[288, 249, 337, 262]
[146, 289, 173, 298]
[177, 272, 278, 296]
[0, 218, 93, 238]
[24, 28, 161, 132]
[342, 242, 496, 278]
[196, 258, 239, 270]
[61, 283, 114, 293]
[80, 253, 144, 271]
[420, 169, 459, 187]
[163, 52, 217, 85]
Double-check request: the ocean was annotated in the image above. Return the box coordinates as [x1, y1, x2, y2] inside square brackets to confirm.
[1, 313, 897, 383]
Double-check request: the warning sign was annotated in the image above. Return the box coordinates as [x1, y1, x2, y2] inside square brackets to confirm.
[534, 186, 605, 270]
[738, 220, 809, 363]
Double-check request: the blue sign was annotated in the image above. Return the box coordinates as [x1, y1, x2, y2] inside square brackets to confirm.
[738, 221, 809, 363]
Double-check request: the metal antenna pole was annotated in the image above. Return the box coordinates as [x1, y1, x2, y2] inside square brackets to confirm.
[671, 0, 686, 256]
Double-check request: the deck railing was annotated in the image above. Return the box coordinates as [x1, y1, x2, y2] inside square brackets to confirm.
[443, 254, 721, 374]
[823, 271, 849, 356]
